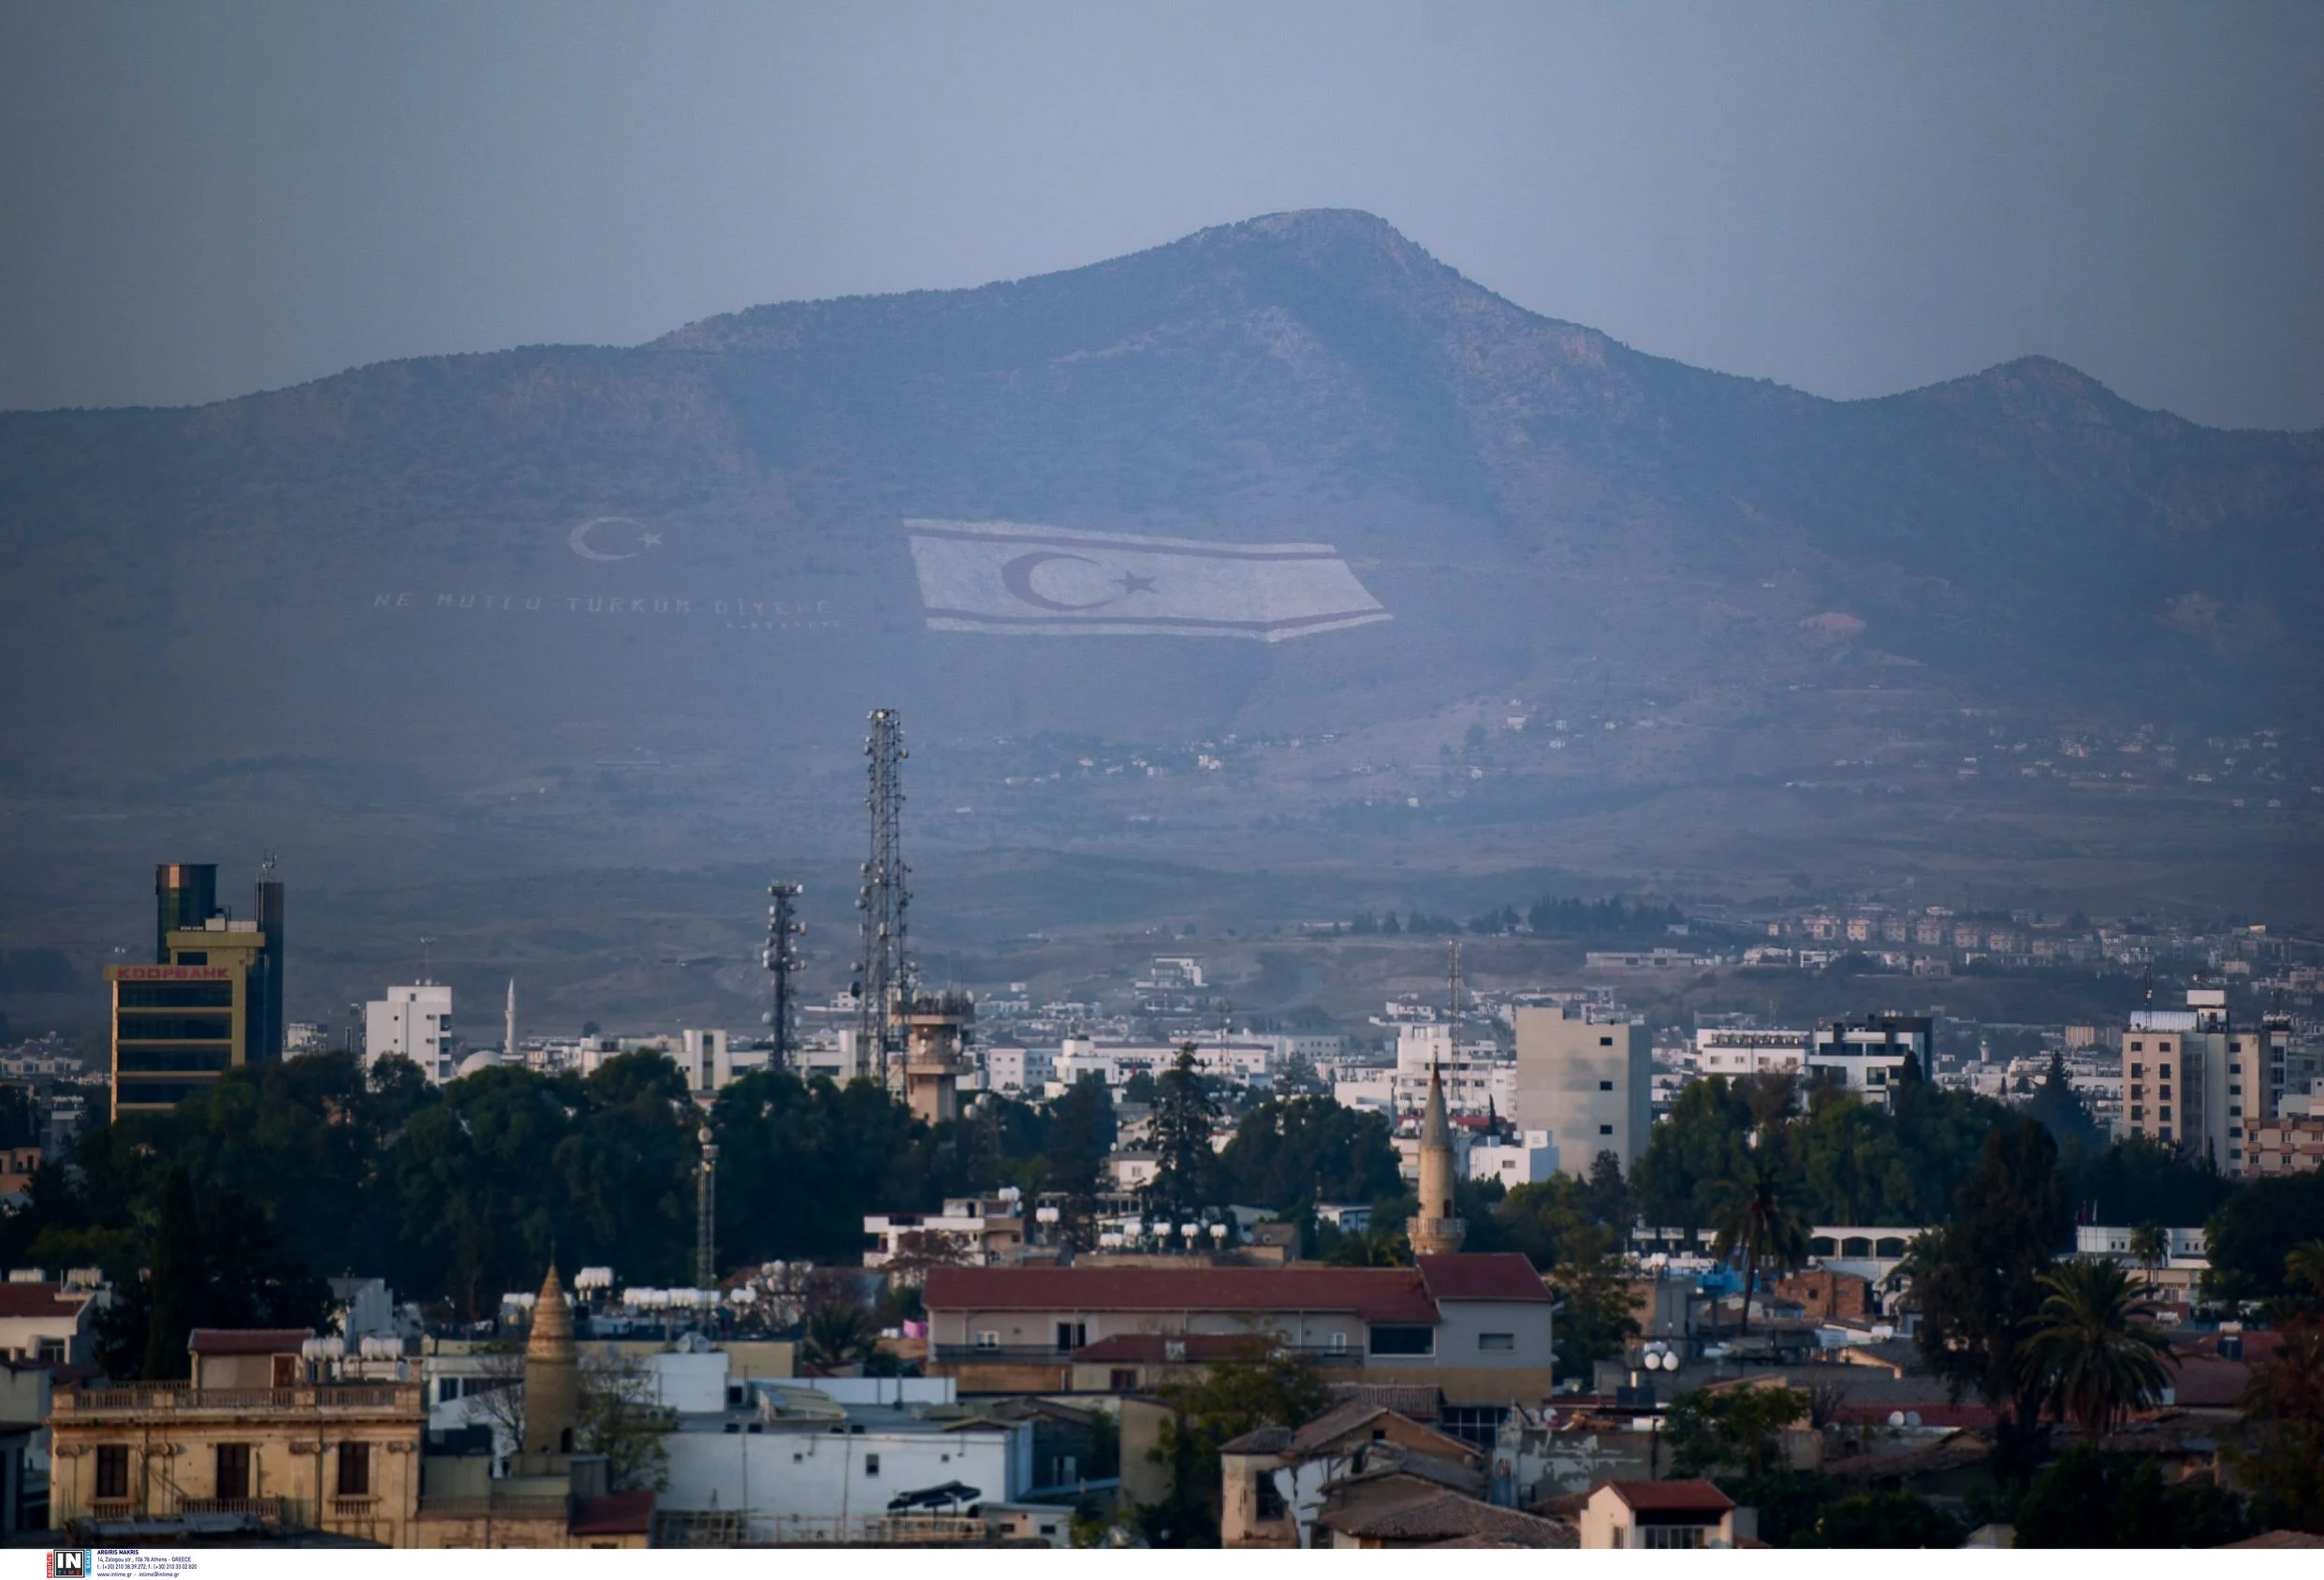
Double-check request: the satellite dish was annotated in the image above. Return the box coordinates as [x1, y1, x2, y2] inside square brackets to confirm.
[1906, 1412, 1922, 1427]
[1888, 1411, 1907, 1427]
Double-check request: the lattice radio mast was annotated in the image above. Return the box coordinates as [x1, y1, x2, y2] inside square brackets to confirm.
[695, 1125, 718, 1290]
[765, 881, 804, 1070]
[856, 709, 913, 1083]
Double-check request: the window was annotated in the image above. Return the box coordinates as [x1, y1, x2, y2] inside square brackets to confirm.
[2131, 1063, 2144, 1078]
[438, 1376, 463, 1403]
[864, 1454, 881, 1476]
[37, 1338, 66, 1365]
[2159, 1063, 2171, 1079]
[1599, 1079, 1614, 1090]
[1367, 1324, 1436, 1356]
[1109, 1368, 1137, 1391]
[1055, 1322, 1086, 1353]
[95, 1444, 130, 1500]
[336, 1442, 370, 1498]
[2130, 1086, 2144, 1100]
[1478, 1332, 1515, 1353]
[1600, 1124, 1614, 1135]
[973, 1330, 1001, 1350]
[1255, 1473, 1287, 1519]
[2130, 1105, 2144, 1120]
[1327, 1332, 1348, 1353]
[1599, 1036, 1614, 1047]
[216, 1443, 251, 1500]
[1644, 1526, 1706, 1549]
[2160, 1105, 2172, 1120]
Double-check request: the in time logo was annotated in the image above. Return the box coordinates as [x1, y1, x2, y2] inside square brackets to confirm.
[47, 1553, 91, 1579]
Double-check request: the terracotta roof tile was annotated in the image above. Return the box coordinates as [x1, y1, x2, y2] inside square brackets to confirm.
[0, 1283, 89, 1320]
[1325, 1491, 1575, 1546]
[1598, 1478, 1734, 1515]
[1414, 1254, 1552, 1303]
[926, 1265, 1440, 1323]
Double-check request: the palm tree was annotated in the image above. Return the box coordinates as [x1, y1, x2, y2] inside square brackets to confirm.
[2128, 1223, 2167, 1288]
[800, 1302, 880, 1372]
[1711, 1152, 1809, 1337]
[2286, 1240, 2324, 1307]
[2016, 1256, 2177, 1438]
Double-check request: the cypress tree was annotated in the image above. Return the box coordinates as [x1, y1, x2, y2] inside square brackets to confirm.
[142, 1166, 205, 1381]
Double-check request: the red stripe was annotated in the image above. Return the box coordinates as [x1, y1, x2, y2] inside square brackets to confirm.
[907, 525, 1341, 563]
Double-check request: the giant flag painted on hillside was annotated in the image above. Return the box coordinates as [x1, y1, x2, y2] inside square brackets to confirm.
[903, 519, 1389, 641]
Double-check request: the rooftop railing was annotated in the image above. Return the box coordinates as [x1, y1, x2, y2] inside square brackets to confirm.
[56, 1382, 424, 1416]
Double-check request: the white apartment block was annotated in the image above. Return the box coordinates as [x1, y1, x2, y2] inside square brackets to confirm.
[365, 984, 454, 1082]
[983, 1046, 1058, 1094]
[1469, 1130, 1560, 1188]
[1692, 1029, 1810, 1080]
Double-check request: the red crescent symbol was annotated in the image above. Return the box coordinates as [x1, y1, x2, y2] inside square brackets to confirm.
[1001, 551, 1118, 612]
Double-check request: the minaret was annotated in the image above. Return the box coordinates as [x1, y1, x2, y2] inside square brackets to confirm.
[1410, 1060, 1466, 1255]
[521, 1264, 579, 1460]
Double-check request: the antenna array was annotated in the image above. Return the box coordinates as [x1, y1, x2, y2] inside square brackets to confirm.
[856, 709, 913, 1082]
[765, 881, 804, 1070]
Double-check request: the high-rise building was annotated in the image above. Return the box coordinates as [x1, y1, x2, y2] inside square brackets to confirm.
[1513, 1008, 1652, 1177]
[153, 863, 217, 961]
[2120, 988, 2272, 1172]
[105, 861, 285, 1119]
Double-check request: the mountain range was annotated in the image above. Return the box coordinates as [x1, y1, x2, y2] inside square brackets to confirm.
[1, 209, 2317, 927]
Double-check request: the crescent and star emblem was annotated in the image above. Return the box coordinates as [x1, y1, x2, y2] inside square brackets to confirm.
[1000, 551, 1160, 611]
[568, 517, 664, 563]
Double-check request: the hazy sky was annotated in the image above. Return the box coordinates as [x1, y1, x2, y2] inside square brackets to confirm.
[4, 1, 2319, 429]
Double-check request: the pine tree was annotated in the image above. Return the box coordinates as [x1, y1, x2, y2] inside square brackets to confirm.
[1149, 1045, 1221, 1222]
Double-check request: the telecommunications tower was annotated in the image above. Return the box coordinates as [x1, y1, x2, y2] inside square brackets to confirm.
[856, 709, 912, 1082]
[695, 1124, 718, 1290]
[764, 881, 804, 1070]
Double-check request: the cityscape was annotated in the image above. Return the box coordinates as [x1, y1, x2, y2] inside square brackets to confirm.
[2, 3, 2320, 1563]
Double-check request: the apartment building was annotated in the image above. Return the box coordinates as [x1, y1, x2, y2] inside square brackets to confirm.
[1513, 1009, 1651, 1175]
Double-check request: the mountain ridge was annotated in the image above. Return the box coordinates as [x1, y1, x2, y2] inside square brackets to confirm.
[0, 208, 2316, 912]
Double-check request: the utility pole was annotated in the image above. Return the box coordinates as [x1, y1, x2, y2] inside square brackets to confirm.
[857, 710, 912, 1085]
[765, 882, 804, 1070]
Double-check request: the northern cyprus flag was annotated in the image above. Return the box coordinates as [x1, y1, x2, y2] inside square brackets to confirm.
[903, 519, 1390, 641]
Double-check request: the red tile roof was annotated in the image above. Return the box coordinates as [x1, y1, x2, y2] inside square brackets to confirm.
[1598, 1479, 1735, 1516]
[925, 1265, 1440, 1324]
[187, 1328, 313, 1355]
[0, 1283, 89, 1320]
[569, 1491, 655, 1537]
[1416, 1254, 1552, 1303]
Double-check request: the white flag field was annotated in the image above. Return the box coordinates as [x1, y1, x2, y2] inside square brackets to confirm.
[902, 519, 1390, 642]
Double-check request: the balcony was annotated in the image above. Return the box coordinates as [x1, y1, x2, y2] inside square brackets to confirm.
[173, 1497, 289, 1524]
[56, 1382, 424, 1418]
